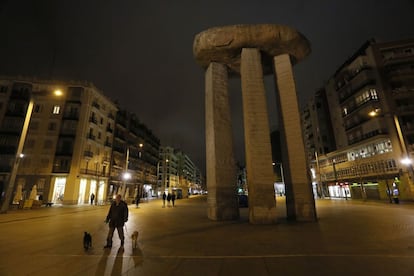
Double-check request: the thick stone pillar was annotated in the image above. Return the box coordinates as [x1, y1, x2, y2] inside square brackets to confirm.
[240, 48, 277, 224]
[205, 62, 239, 220]
[273, 54, 317, 222]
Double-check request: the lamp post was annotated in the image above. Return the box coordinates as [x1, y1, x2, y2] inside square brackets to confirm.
[369, 108, 413, 196]
[1, 89, 62, 213]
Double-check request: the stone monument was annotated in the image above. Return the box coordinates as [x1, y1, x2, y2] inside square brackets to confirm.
[193, 24, 317, 224]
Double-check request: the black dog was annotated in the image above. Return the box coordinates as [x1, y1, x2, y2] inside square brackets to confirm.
[83, 232, 92, 250]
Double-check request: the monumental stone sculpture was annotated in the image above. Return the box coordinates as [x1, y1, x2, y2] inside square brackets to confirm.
[193, 24, 317, 224]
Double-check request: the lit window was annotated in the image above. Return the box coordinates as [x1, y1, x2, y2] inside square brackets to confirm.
[53, 105, 61, 114]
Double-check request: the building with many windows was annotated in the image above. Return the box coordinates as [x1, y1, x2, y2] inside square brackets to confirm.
[0, 77, 165, 209]
[302, 38, 414, 201]
[109, 108, 160, 202]
[157, 146, 203, 198]
[0, 77, 118, 206]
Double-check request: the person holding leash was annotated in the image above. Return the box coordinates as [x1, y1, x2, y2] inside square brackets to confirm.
[104, 194, 129, 248]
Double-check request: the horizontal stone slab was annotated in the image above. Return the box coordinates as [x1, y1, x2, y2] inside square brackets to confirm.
[193, 24, 311, 75]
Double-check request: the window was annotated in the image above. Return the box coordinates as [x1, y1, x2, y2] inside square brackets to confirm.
[34, 104, 42, 113]
[48, 122, 57, 131]
[43, 140, 53, 149]
[53, 105, 61, 114]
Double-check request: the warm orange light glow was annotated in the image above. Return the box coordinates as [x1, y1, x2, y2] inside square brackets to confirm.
[368, 108, 381, 117]
[54, 89, 63, 96]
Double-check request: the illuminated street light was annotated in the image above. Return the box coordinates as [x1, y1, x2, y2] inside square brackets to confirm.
[123, 172, 132, 180]
[1, 89, 63, 213]
[369, 108, 413, 199]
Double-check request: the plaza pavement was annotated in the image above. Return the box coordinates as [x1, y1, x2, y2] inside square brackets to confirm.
[1, 195, 414, 275]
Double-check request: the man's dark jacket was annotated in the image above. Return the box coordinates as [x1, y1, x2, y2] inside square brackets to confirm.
[106, 200, 128, 227]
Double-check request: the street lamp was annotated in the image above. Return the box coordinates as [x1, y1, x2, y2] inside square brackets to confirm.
[369, 108, 413, 200]
[1, 89, 63, 213]
[138, 143, 144, 200]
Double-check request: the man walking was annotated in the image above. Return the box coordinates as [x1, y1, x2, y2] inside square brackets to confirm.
[104, 194, 129, 249]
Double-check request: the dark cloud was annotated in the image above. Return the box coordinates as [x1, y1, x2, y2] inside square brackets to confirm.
[1, 0, 413, 173]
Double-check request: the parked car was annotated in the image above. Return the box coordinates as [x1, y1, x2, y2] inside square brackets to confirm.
[238, 194, 248, 207]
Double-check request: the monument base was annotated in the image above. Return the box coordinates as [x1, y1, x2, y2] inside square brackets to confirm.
[208, 204, 239, 221]
[249, 206, 278, 224]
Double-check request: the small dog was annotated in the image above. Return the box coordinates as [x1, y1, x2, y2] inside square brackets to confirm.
[83, 232, 92, 251]
[131, 231, 139, 249]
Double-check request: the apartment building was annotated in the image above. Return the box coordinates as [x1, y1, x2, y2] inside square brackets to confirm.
[158, 146, 203, 198]
[158, 146, 180, 195]
[302, 38, 414, 201]
[0, 77, 117, 205]
[109, 108, 160, 202]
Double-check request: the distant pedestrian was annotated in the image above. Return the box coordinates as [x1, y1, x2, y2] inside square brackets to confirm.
[167, 192, 172, 207]
[90, 193, 95, 205]
[162, 192, 166, 207]
[171, 192, 176, 207]
[135, 194, 140, 208]
[104, 194, 129, 249]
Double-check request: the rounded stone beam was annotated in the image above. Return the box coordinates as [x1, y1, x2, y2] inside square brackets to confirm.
[193, 24, 311, 75]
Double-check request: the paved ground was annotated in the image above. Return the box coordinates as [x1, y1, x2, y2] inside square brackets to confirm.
[1, 196, 414, 276]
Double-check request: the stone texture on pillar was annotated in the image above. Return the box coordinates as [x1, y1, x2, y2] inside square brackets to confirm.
[240, 48, 277, 224]
[205, 62, 239, 220]
[273, 54, 317, 222]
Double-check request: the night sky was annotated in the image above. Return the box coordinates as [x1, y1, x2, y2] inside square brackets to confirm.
[1, 1, 413, 173]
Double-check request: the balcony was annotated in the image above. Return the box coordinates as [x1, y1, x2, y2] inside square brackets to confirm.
[104, 141, 112, 148]
[55, 149, 73, 156]
[348, 129, 387, 145]
[338, 70, 376, 103]
[89, 116, 98, 124]
[63, 112, 79, 120]
[92, 101, 100, 110]
[59, 128, 77, 137]
[86, 133, 96, 140]
[84, 150, 94, 159]
[80, 168, 110, 177]
[102, 157, 111, 164]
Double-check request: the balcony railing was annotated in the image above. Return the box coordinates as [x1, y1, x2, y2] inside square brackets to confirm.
[348, 129, 386, 145]
[63, 112, 79, 120]
[87, 133, 96, 140]
[79, 168, 110, 177]
[84, 150, 93, 158]
[92, 101, 100, 109]
[89, 116, 98, 124]
[55, 149, 73, 156]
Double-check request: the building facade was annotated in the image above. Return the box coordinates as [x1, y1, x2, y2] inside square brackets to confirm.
[109, 108, 160, 203]
[157, 146, 203, 198]
[303, 38, 414, 201]
[0, 77, 118, 206]
[0, 77, 164, 209]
